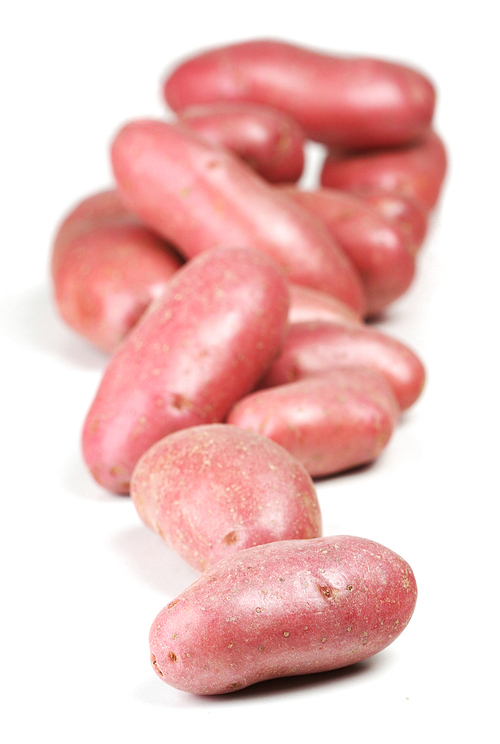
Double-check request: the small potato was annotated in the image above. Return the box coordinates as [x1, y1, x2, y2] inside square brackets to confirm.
[288, 284, 363, 326]
[149, 535, 417, 694]
[358, 191, 429, 256]
[111, 118, 366, 313]
[131, 424, 321, 572]
[178, 102, 306, 183]
[163, 39, 435, 149]
[321, 130, 447, 212]
[226, 368, 400, 477]
[82, 246, 289, 493]
[259, 321, 425, 411]
[51, 190, 183, 353]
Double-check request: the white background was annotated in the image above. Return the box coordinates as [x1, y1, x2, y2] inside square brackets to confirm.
[1, 2, 498, 741]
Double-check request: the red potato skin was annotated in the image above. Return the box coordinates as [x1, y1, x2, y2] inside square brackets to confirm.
[259, 321, 425, 411]
[82, 247, 290, 494]
[288, 284, 362, 326]
[163, 39, 435, 150]
[177, 102, 306, 183]
[111, 119, 366, 314]
[51, 190, 183, 353]
[282, 187, 416, 317]
[359, 191, 429, 255]
[226, 368, 400, 478]
[321, 130, 448, 212]
[149, 535, 417, 695]
[130, 424, 321, 572]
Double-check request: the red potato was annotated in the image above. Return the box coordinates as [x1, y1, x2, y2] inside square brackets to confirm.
[177, 101, 306, 183]
[82, 246, 290, 494]
[288, 284, 362, 326]
[163, 39, 435, 150]
[359, 191, 429, 255]
[111, 118, 366, 314]
[282, 187, 416, 317]
[130, 424, 321, 572]
[149, 535, 417, 694]
[51, 190, 183, 353]
[226, 368, 400, 478]
[321, 130, 448, 212]
[259, 321, 425, 411]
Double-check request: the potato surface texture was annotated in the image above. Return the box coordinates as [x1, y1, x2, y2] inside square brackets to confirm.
[111, 118, 366, 313]
[82, 247, 289, 493]
[130, 424, 321, 571]
[163, 39, 435, 149]
[288, 284, 362, 326]
[226, 368, 400, 477]
[149, 535, 417, 694]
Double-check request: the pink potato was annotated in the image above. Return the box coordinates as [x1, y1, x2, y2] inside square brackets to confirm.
[259, 321, 425, 411]
[177, 101, 306, 183]
[358, 191, 429, 255]
[130, 424, 321, 572]
[149, 535, 418, 694]
[110, 118, 366, 314]
[321, 130, 448, 212]
[163, 39, 435, 150]
[226, 367, 400, 478]
[82, 246, 290, 494]
[288, 284, 363, 326]
[51, 190, 183, 353]
[282, 186, 416, 317]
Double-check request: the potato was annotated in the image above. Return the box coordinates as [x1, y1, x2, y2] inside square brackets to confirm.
[82, 246, 289, 493]
[226, 368, 400, 477]
[163, 39, 435, 150]
[51, 190, 183, 353]
[130, 424, 321, 571]
[282, 187, 416, 317]
[110, 118, 366, 314]
[321, 130, 448, 212]
[358, 191, 429, 256]
[178, 102, 306, 183]
[149, 535, 417, 694]
[288, 284, 363, 326]
[259, 321, 425, 411]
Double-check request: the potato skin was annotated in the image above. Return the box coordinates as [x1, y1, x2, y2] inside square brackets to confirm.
[178, 102, 305, 183]
[259, 321, 425, 411]
[130, 424, 321, 571]
[288, 284, 362, 326]
[82, 246, 290, 493]
[321, 130, 447, 212]
[51, 190, 183, 353]
[163, 39, 435, 150]
[359, 191, 428, 256]
[110, 118, 366, 313]
[282, 187, 416, 317]
[149, 535, 417, 694]
[226, 368, 400, 477]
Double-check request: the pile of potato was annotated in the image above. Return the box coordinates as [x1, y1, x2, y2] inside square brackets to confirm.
[51, 39, 446, 695]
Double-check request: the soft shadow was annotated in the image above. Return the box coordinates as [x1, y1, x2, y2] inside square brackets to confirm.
[312, 459, 377, 485]
[111, 524, 199, 597]
[5, 284, 107, 370]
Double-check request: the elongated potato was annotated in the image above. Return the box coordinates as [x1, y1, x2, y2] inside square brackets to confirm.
[51, 190, 183, 353]
[82, 246, 289, 493]
[226, 368, 400, 477]
[131, 424, 321, 571]
[178, 102, 305, 183]
[288, 284, 362, 326]
[259, 321, 425, 411]
[149, 535, 417, 694]
[282, 187, 416, 317]
[111, 118, 366, 313]
[321, 130, 447, 211]
[358, 191, 428, 255]
[163, 39, 435, 149]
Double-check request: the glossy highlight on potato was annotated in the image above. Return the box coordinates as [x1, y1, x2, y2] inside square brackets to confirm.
[149, 535, 417, 694]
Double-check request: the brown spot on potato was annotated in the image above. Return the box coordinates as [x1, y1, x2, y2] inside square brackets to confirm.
[167, 599, 180, 609]
[318, 584, 340, 600]
[171, 394, 192, 411]
[168, 652, 178, 662]
[223, 531, 238, 545]
[151, 654, 163, 676]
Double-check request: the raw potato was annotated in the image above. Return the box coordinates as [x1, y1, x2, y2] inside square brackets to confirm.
[359, 191, 428, 255]
[82, 246, 290, 493]
[163, 39, 435, 149]
[51, 190, 183, 352]
[321, 130, 448, 212]
[226, 367, 400, 477]
[111, 118, 366, 313]
[130, 424, 321, 571]
[149, 535, 418, 694]
[288, 284, 363, 326]
[259, 320, 426, 411]
[178, 101, 306, 183]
